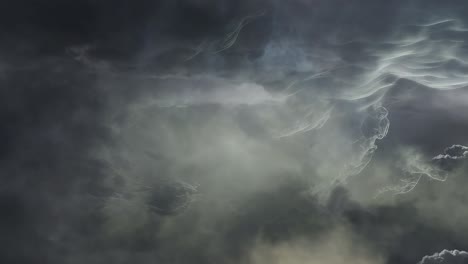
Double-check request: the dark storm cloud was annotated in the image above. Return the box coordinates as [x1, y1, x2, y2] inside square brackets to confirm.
[2, 1, 468, 264]
[0, 58, 111, 263]
[0, 1, 272, 262]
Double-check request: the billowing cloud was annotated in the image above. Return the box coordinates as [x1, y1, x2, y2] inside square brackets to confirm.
[418, 250, 468, 264]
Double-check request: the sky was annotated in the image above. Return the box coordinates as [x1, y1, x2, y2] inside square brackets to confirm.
[1, 1, 468, 263]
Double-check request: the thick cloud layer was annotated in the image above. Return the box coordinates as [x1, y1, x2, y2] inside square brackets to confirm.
[1, 1, 468, 264]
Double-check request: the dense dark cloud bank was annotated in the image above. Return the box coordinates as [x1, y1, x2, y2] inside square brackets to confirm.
[1, 1, 468, 264]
